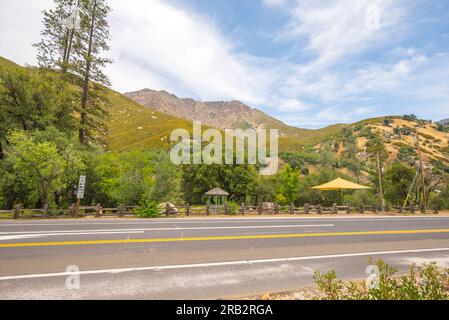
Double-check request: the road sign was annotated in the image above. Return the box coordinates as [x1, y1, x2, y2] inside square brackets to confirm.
[77, 176, 86, 199]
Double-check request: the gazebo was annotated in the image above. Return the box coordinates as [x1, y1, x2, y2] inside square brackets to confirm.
[205, 188, 229, 213]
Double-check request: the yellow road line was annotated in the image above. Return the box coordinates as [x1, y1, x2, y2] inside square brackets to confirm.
[1, 229, 449, 248]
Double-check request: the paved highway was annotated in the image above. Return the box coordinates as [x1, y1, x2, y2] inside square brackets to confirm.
[1, 216, 449, 299]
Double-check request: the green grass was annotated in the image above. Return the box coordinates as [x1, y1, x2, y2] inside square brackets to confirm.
[0, 56, 20, 69]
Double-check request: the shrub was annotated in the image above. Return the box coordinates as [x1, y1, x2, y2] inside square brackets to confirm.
[314, 259, 449, 300]
[227, 201, 240, 215]
[135, 197, 161, 218]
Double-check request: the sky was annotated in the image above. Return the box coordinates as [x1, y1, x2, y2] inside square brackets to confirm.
[1, 0, 449, 128]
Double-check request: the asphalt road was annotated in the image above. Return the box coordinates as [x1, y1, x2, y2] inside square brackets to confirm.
[1, 216, 449, 300]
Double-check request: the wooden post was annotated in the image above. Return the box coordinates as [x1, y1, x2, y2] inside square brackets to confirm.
[373, 205, 377, 214]
[75, 198, 81, 217]
[95, 203, 102, 218]
[304, 203, 310, 215]
[317, 204, 323, 215]
[289, 203, 295, 215]
[332, 203, 338, 215]
[43, 203, 49, 218]
[360, 203, 365, 214]
[240, 203, 245, 215]
[346, 204, 350, 215]
[186, 205, 191, 217]
[13, 204, 21, 220]
[70, 203, 76, 217]
[258, 204, 263, 215]
[224, 203, 229, 215]
[118, 205, 125, 217]
[206, 205, 210, 216]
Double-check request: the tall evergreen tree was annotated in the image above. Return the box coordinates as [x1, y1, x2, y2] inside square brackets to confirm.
[34, 0, 80, 73]
[75, 0, 112, 144]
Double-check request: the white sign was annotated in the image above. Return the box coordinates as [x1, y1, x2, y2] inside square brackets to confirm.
[77, 176, 86, 199]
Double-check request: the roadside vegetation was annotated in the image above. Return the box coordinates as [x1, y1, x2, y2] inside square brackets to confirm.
[314, 260, 449, 300]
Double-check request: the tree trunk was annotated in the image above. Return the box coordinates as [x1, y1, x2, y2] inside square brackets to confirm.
[79, 0, 97, 144]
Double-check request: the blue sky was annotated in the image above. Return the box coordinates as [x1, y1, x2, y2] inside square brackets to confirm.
[1, 0, 449, 128]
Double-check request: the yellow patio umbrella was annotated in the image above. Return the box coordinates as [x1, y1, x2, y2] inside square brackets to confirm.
[312, 178, 371, 191]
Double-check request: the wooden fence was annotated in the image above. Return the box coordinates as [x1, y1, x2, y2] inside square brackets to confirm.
[0, 203, 440, 220]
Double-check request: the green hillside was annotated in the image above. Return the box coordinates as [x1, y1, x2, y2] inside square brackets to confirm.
[106, 91, 194, 151]
[0, 55, 364, 152]
[0, 56, 196, 152]
[0, 56, 20, 69]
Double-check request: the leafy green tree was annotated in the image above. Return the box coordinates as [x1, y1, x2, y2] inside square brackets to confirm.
[93, 150, 155, 206]
[383, 163, 416, 205]
[277, 165, 300, 205]
[0, 67, 77, 158]
[3, 130, 85, 208]
[182, 163, 258, 205]
[148, 152, 182, 203]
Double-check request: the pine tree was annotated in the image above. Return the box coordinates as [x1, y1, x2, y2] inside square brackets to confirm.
[34, 0, 80, 73]
[75, 0, 112, 145]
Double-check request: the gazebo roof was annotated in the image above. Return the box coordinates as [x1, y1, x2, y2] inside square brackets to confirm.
[205, 188, 230, 196]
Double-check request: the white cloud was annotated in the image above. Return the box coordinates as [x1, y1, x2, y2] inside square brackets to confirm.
[277, 98, 312, 113]
[107, 0, 270, 104]
[262, 0, 288, 7]
[279, 0, 406, 70]
[0, 0, 53, 65]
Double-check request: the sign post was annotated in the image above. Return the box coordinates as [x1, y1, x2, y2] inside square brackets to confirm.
[76, 176, 86, 216]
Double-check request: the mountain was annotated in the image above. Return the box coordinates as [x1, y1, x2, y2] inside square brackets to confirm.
[438, 118, 449, 125]
[125, 89, 293, 133]
[124, 88, 353, 150]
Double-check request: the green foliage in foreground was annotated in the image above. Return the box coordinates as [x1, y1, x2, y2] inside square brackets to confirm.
[314, 259, 449, 300]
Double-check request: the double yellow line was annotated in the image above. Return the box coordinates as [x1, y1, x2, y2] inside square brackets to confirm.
[1, 228, 449, 248]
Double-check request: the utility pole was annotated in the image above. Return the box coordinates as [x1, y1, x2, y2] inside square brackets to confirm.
[376, 152, 385, 210]
[415, 130, 427, 207]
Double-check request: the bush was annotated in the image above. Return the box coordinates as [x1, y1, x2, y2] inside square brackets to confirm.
[314, 259, 449, 300]
[227, 201, 240, 215]
[135, 197, 161, 218]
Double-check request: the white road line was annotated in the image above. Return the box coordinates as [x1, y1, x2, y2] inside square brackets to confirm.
[0, 216, 447, 227]
[1, 247, 449, 281]
[0, 231, 144, 241]
[0, 224, 335, 235]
